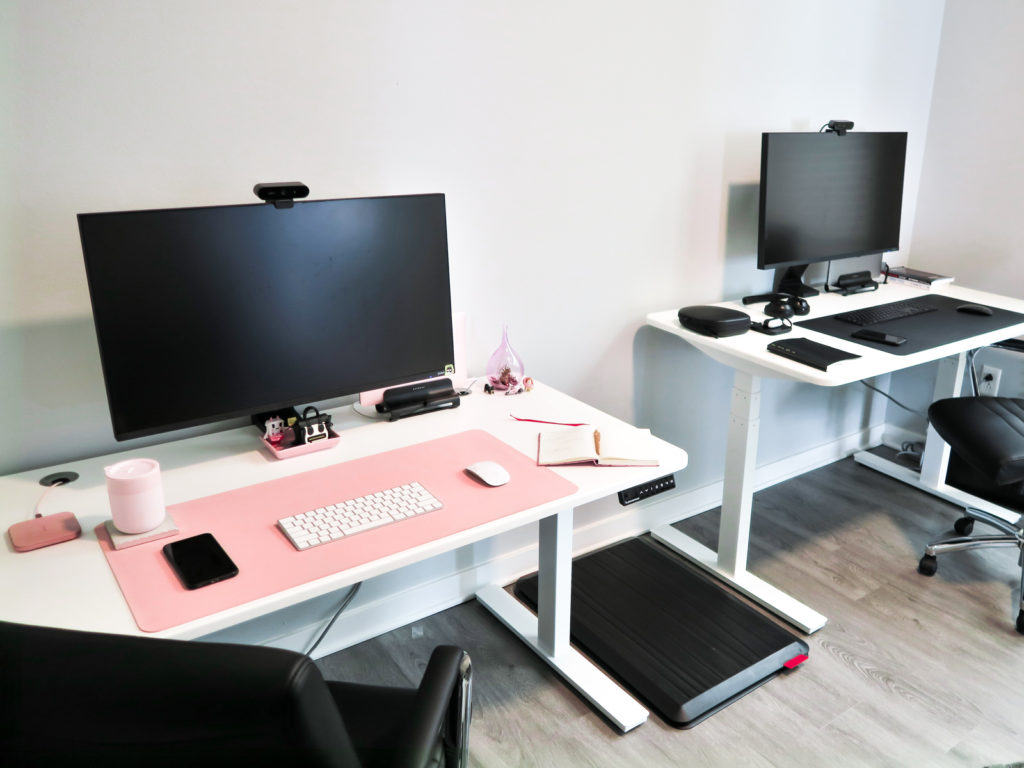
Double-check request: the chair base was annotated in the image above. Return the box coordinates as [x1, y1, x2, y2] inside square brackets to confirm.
[918, 507, 1024, 635]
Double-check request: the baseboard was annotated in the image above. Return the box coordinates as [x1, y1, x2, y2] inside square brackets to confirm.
[207, 423, 884, 656]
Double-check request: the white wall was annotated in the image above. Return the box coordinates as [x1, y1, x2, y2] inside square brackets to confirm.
[884, 0, 1024, 436]
[911, 0, 1024, 295]
[2, 0, 963, 652]
[2, 1, 947, 481]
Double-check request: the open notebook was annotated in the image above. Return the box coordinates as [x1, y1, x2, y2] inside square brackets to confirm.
[537, 424, 659, 467]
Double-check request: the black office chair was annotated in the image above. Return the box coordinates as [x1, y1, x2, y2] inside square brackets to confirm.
[916, 396, 1024, 634]
[0, 620, 472, 767]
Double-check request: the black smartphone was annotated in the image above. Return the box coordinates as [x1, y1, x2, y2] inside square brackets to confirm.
[851, 328, 907, 346]
[163, 533, 238, 590]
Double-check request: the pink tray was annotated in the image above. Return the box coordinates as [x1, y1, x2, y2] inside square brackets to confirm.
[97, 429, 578, 632]
[259, 427, 341, 460]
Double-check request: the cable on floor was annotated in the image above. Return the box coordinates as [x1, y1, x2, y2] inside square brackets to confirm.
[894, 441, 923, 470]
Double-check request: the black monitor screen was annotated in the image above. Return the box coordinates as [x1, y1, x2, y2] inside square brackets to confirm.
[758, 131, 907, 270]
[79, 193, 455, 440]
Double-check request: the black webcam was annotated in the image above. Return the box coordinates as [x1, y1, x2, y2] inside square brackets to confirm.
[824, 120, 854, 136]
[253, 182, 310, 208]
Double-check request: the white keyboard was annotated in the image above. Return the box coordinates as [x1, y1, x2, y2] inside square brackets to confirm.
[277, 482, 443, 551]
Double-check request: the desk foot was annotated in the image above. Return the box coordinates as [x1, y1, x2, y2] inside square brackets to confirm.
[854, 450, 1022, 526]
[475, 584, 649, 732]
[650, 525, 827, 634]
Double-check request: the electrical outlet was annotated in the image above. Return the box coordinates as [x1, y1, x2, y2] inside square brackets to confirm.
[979, 365, 1002, 396]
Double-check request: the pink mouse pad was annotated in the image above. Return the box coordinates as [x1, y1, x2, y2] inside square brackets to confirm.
[97, 429, 578, 632]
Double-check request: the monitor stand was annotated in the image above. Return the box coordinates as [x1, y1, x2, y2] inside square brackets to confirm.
[352, 401, 389, 420]
[776, 265, 819, 297]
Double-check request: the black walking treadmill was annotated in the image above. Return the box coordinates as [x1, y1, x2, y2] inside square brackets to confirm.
[514, 536, 809, 728]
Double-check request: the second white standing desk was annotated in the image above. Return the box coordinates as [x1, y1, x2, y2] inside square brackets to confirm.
[647, 281, 1024, 633]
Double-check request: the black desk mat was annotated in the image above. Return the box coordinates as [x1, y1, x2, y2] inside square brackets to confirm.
[513, 536, 808, 728]
[796, 294, 1024, 355]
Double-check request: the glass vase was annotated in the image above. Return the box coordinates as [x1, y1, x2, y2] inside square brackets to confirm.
[486, 325, 525, 392]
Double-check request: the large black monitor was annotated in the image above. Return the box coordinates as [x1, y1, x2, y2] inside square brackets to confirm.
[79, 193, 455, 441]
[757, 131, 907, 296]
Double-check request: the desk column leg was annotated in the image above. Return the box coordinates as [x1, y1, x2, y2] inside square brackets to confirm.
[652, 369, 827, 633]
[537, 508, 572, 655]
[718, 370, 760, 574]
[476, 507, 649, 732]
[919, 353, 966, 488]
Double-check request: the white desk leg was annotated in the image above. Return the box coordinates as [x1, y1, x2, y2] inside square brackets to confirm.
[919, 353, 966, 488]
[537, 507, 572, 654]
[855, 351, 1022, 525]
[718, 370, 761, 573]
[476, 507, 649, 732]
[652, 369, 827, 634]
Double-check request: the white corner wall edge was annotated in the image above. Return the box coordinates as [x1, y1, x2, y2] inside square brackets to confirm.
[210, 422, 885, 654]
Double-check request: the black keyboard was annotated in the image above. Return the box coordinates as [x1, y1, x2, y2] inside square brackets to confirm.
[834, 299, 938, 327]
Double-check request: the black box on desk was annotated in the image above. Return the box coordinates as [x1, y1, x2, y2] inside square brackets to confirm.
[677, 306, 751, 338]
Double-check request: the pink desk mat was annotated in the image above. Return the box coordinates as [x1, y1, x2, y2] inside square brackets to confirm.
[97, 429, 578, 633]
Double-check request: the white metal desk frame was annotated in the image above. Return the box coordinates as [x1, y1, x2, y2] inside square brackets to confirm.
[647, 281, 1024, 634]
[0, 382, 686, 733]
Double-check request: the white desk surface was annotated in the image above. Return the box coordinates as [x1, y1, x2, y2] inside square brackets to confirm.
[648, 281, 1024, 386]
[0, 381, 687, 640]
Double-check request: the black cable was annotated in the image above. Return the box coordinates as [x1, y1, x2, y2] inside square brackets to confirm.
[861, 380, 926, 466]
[305, 581, 362, 657]
[895, 440, 923, 470]
[860, 380, 928, 419]
[966, 348, 979, 396]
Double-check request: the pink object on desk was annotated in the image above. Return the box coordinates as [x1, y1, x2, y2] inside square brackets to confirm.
[105, 458, 166, 534]
[97, 429, 578, 632]
[9, 512, 82, 552]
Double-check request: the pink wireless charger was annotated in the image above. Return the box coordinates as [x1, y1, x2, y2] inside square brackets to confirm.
[105, 458, 166, 534]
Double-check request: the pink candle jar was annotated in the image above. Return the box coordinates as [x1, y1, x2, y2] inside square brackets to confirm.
[104, 458, 166, 534]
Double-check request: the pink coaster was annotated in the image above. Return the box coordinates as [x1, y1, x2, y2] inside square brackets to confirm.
[97, 430, 578, 632]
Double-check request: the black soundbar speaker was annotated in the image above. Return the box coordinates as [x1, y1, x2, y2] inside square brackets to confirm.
[377, 378, 458, 413]
[835, 270, 873, 288]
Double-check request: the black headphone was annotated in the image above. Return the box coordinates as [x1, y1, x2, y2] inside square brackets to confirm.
[741, 292, 810, 319]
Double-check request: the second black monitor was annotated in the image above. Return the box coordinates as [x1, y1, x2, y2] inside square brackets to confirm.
[758, 130, 908, 295]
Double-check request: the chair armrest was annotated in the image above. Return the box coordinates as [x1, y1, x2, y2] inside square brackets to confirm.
[390, 645, 466, 768]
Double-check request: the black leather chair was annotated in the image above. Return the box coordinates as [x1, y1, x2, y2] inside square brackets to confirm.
[916, 396, 1024, 634]
[0, 620, 472, 767]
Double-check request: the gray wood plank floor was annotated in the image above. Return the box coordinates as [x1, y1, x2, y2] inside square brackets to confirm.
[316, 457, 1024, 767]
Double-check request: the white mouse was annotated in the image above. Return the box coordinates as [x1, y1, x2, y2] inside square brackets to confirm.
[465, 460, 510, 487]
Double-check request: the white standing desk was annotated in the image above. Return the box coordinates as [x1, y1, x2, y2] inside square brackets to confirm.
[647, 281, 1024, 633]
[0, 381, 686, 733]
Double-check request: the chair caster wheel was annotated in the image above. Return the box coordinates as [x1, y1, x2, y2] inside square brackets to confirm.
[954, 517, 974, 536]
[1017, 611, 1024, 635]
[918, 554, 938, 576]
